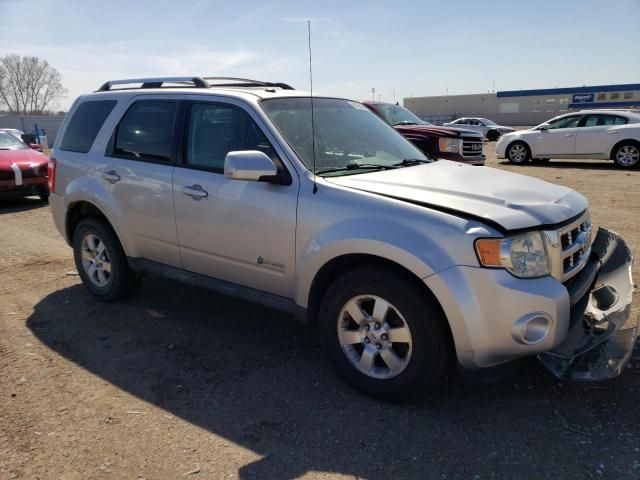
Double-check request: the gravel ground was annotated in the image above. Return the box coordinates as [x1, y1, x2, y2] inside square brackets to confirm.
[1, 145, 639, 479]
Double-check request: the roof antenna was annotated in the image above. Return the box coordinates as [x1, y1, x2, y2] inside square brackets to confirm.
[308, 20, 318, 194]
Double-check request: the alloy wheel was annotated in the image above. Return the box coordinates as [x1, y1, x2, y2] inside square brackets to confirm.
[337, 295, 413, 379]
[615, 145, 639, 167]
[508, 143, 528, 163]
[81, 233, 112, 287]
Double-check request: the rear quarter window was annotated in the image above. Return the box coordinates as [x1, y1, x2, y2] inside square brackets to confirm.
[60, 100, 117, 153]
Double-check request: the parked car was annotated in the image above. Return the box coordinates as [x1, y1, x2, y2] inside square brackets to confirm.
[0, 128, 43, 152]
[362, 101, 485, 165]
[49, 77, 636, 400]
[0, 131, 49, 201]
[444, 117, 515, 140]
[497, 110, 640, 168]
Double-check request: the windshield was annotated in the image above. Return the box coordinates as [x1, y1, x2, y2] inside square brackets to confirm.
[0, 131, 28, 150]
[261, 98, 428, 175]
[375, 103, 431, 126]
[480, 118, 497, 126]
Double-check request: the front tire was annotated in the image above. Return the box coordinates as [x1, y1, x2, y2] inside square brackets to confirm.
[506, 141, 531, 164]
[72, 218, 138, 301]
[486, 130, 500, 141]
[612, 142, 640, 168]
[318, 267, 451, 400]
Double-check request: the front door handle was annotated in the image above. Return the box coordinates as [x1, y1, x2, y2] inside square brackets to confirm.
[564, 133, 574, 137]
[607, 130, 619, 134]
[182, 184, 208, 200]
[102, 170, 121, 183]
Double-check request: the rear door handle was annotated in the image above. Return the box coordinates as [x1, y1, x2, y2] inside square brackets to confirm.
[564, 133, 574, 137]
[182, 184, 208, 200]
[102, 170, 121, 183]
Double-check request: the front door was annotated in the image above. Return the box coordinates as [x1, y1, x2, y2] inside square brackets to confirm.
[173, 99, 298, 298]
[533, 114, 582, 157]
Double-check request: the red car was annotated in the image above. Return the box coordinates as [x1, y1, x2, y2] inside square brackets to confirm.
[0, 131, 49, 201]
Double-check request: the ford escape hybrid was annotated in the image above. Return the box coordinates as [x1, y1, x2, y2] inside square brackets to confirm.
[49, 77, 636, 400]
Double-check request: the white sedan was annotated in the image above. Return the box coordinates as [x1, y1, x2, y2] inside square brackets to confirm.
[496, 110, 640, 168]
[444, 117, 515, 141]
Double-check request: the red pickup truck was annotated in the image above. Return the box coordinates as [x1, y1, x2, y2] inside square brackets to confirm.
[363, 101, 485, 165]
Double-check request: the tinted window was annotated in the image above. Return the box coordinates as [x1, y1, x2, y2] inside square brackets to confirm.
[581, 114, 628, 127]
[548, 116, 581, 129]
[60, 100, 116, 152]
[186, 103, 278, 171]
[113, 101, 176, 161]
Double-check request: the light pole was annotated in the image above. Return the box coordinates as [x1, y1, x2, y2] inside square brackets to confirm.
[371, 88, 375, 101]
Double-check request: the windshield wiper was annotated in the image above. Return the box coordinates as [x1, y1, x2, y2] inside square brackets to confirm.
[393, 121, 419, 126]
[315, 163, 396, 176]
[392, 158, 432, 167]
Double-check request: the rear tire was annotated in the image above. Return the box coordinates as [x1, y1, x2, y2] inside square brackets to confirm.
[318, 267, 451, 400]
[612, 142, 640, 168]
[506, 141, 531, 164]
[72, 217, 138, 302]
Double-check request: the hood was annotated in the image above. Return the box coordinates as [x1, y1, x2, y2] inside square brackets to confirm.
[326, 161, 587, 231]
[395, 124, 482, 139]
[0, 148, 47, 170]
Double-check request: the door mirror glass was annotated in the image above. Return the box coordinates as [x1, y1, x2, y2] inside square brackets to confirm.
[538, 123, 551, 131]
[224, 150, 278, 182]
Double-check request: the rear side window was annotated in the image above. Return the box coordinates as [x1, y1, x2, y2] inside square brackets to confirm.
[581, 115, 628, 127]
[59, 100, 116, 152]
[111, 101, 177, 162]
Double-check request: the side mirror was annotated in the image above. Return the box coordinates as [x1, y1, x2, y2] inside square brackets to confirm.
[29, 143, 42, 151]
[224, 150, 278, 182]
[538, 124, 551, 131]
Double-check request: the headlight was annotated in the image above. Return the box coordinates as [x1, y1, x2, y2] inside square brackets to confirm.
[438, 137, 461, 153]
[475, 231, 550, 278]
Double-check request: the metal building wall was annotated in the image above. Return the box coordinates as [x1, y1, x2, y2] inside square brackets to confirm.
[0, 114, 66, 146]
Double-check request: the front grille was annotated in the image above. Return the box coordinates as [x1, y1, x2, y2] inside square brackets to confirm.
[20, 166, 46, 179]
[462, 138, 484, 157]
[546, 211, 592, 283]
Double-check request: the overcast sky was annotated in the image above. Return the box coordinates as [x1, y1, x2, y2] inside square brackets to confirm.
[2, 0, 639, 110]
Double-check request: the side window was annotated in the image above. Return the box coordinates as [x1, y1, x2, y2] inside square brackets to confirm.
[186, 103, 279, 172]
[548, 116, 581, 129]
[582, 115, 629, 127]
[60, 100, 116, 153]
[112, 101, 177, 162]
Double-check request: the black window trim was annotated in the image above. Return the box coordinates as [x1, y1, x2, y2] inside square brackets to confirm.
[176, 99, 292, 185]
[106, 99, 181, 165]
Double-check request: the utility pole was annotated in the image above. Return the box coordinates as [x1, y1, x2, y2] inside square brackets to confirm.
[371, 88, 376, 101]
[492, 80, 495, 93]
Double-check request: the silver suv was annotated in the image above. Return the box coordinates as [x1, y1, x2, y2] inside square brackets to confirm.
[49, 77, 636, 399]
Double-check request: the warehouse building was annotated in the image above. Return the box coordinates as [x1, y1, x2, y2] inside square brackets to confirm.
[404, 83, 640, 126]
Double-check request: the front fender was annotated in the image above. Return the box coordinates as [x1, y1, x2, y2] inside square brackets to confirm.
[62, 176, 136, 257]
[294, 216, 460, 307]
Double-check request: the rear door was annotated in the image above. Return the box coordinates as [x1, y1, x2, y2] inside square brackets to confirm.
[532, 114, 582, 156]
[98, 96, 182, 267]
[172, 97, 298, 298]
[575, 114, 628, 156]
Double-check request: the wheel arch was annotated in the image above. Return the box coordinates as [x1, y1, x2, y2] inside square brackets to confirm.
[305, 253, 449, 331]
[609, 138, 640, 160]
[66, 200, 128, 255]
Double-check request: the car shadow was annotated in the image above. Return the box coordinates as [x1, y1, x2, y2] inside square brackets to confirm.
[0, 196, 47, 214]
[497, 160, 634, 171]
[27, 277, 639, 479]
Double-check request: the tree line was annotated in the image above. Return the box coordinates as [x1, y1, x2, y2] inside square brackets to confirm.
[0, 54, 67, 114]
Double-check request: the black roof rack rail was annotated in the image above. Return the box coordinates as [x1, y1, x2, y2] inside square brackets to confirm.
[203, 77, 295, 90]
[96, 76, 210, 92]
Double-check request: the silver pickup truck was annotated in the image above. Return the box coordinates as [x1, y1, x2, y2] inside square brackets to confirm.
[48, 77, 636, 400]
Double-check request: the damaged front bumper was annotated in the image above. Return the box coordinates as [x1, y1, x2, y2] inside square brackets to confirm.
[539, 228, 637, 381]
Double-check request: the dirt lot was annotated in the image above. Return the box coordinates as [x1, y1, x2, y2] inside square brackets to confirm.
[1, 146, 639, 480]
